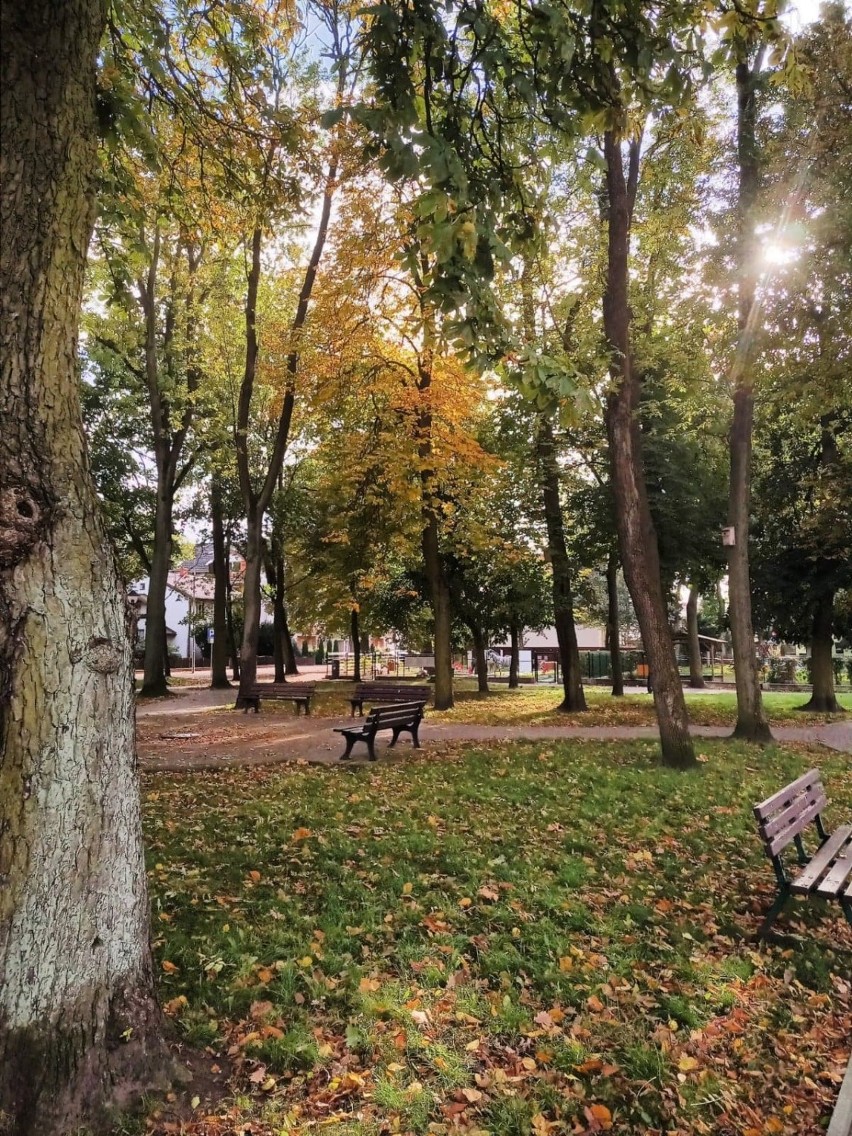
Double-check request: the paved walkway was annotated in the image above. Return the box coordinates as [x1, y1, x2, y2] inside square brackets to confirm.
[137, 688, 851, 772]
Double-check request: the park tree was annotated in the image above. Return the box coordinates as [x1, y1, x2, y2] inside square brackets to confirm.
[360, 0, 714, 764]
[80, 354, 157, 583]
[750, 1, 852, 713]
[711, 1, 808, 742]
[231, 0, 357, 707]
[86, 204, 208, 697]
[0, 2, 168, 1131]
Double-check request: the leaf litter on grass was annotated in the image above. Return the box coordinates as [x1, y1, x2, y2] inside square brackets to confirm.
[141, 739, 852, 1136]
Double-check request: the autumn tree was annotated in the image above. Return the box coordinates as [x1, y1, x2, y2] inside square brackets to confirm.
[232, 0, 357, 706]
[1, 2, 167, 1131]
[750, 2, 852, 713]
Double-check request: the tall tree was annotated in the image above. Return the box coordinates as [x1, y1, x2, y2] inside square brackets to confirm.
[0, 2, 166, 1131]
[234, 1, 355, 705]
[724, 21, 773, 742]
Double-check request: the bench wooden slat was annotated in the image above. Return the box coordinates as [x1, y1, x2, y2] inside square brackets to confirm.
[759, 785, 827, 841]
[812, 829, 852, 899]
[754, 769, 823, 821]
[765, 796, 829, 857]
[790, 826, 852, 894]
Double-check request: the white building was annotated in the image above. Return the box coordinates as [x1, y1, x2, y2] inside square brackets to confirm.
[129, 542, 269, 663]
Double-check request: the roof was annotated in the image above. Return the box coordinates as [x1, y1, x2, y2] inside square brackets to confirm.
[177, 542, 216, 574]
[169, 569, 218, 601]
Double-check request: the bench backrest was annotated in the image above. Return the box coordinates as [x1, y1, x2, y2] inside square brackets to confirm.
[355, 684, 429, 703]
[754, 768, 827, 859]
[249, 683, 315, 696]
[365, 702, 425, 730]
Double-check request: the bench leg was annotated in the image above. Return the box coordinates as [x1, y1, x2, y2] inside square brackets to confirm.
[367, 737, 377, 761]
[841, 898, 852, 927]
[389, 727, 401, 748]
[339, 736, 357, 761]
[411, 721, 421, 748]
[757, 886, 790, 941]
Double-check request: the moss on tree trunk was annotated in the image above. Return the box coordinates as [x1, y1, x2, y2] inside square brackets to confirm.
[0, 2, 168, 1130]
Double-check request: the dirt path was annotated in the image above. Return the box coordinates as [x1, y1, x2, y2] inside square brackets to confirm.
[138, 700, 852, 772]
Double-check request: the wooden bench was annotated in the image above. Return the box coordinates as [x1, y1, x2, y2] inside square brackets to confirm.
[350, 683, 430, 717]
[753, 768, 852, 938]
[240, 683, 315, 715]
[334, 701, 424, 761]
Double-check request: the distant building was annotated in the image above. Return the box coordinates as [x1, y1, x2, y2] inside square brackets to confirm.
[129, 542, 258, 662]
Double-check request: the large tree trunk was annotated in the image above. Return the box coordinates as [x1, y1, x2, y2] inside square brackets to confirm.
[422, 515, 454, 708]
[0, 3, 168, 1131]
[237, 512, 263, 705]
[226, 573, 240, 683]
[686, 586, 705, 689]
[351, 606, 362, 683]
[281, 604, 299, 676]
[209, 478, 230, 688]
[471, 626, 489, 693]
[536, 416, 587, 713]
[139, 484, 172, 697]
[602, 131, 695, 769]
[267, 545, 299, 681]
[799, 592, 843, 713]
[417, 340, 454, 709]
[606, 551, 624, 697]
[727, 59, 772, 743]
[508, 623, 520, 689]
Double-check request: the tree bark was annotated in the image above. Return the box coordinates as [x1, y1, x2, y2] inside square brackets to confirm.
[281, 604, 299, 676]
[686, 586, 705, 689]
[416, 335, 454, 709]
[508, 623, 520, 689]
[536, 416, 587, 712]
[471, 627, 489, 693]
[726, 58, 773, 743]
[422, 513, 454, 708]
[351, 606, 362, 683]
[140, 484, 173, 697]
[606, 552, 624, 696]
[209, 478, 230, 688]
[272, 562, 286, 683]
[0, 3, 168, 1131]
[799, 592, 842, 713]
[601, 131, 695, 768]
[237, 510, 264, 705]
[226, 567, 240, 682]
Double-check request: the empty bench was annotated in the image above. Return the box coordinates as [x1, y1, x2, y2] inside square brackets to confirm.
[335, 701, 424, 761]
[240, 683, 315, 715]
[350, 683, 430, 717]
[753, 768, 851, 938]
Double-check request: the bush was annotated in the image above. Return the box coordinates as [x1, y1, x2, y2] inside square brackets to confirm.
[768, 657, 798, 684]
[315, 641, 325, 664]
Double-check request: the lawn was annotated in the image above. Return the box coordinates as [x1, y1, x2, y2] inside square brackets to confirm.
[430, 685, 852, 727]
[141, 739, 851, 1136]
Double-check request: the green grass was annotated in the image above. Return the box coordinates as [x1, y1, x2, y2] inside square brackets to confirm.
[210, 677, 852, 727]
[143, 739, 851, 1135]
[427, 683, 852, 726]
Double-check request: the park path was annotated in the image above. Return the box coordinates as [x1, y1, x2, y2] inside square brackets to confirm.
[137, 688, 852, 772]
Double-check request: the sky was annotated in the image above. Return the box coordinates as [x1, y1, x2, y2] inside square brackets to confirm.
[784, 0, 841, 28]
